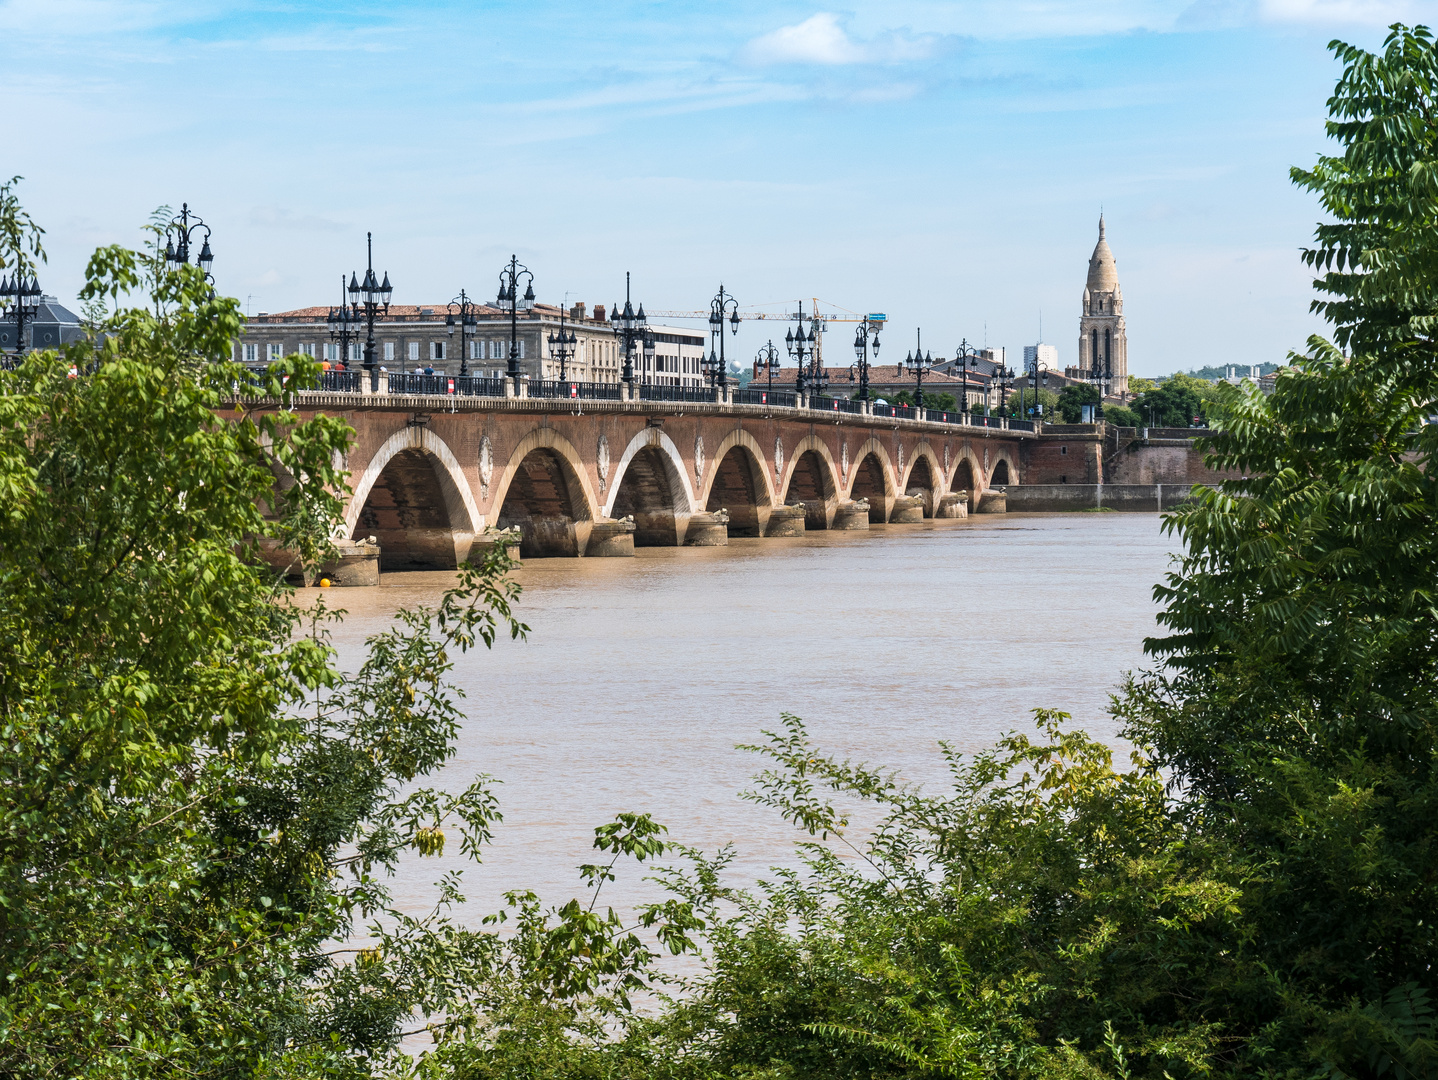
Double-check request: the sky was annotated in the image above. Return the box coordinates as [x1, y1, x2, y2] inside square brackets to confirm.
[4, 0, 1434, 376]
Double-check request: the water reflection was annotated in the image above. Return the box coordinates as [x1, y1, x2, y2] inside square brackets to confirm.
[325, 513, 1176, 923]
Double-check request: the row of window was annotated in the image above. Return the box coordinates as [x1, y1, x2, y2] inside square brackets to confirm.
[241, 340, 530, 364]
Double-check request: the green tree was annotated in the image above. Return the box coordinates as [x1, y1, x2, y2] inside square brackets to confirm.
[1102, 403, 1142, 427]
[1056, 382, 1100, 422]
[1130, 376, 1204, 426]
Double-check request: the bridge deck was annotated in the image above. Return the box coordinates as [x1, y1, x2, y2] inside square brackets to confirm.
[233, 389, 1039, 439]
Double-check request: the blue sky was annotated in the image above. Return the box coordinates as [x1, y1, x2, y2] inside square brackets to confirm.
[4, 0, 1432, 375]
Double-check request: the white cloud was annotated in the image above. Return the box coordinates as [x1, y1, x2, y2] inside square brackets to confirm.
[1259, 0, 1425, 22]
[742, 13, 866, 65]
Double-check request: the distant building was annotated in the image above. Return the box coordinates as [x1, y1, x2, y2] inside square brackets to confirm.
[1077, 215, 1129, 397]
[235, 301, 707, 386]
[0, 296, 85, 353]
[1023, 342, 1058, 373]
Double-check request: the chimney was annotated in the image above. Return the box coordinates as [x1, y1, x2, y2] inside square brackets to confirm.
[570, 302, 586, 320]
[592, 304, 606, 322]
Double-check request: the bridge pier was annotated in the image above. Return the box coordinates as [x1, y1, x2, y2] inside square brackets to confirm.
[936, 493, 968, 518]
[684, 509, 729, 546]
[832, 500, 871, 530]
[765, 505, 806, 537]
[585, 518, 636, 557]
[889, 494, 925, 523]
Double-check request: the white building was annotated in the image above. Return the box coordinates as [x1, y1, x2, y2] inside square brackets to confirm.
[1023, 343, 1059, 371]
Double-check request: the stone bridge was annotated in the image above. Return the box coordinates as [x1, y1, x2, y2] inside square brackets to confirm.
[252, 390, 1034, 569]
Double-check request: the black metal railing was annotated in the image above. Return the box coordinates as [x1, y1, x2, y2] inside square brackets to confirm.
[733, 387, 797, 408]
[872, 403, 915, 419]
[528, 380, 623, 400]
[1007, 418, 1035, 432]
[383, 372, 507, 396]
[319, 368, 362, 392]
[638, 383, 714, 403]
[809, 395, 864, 414]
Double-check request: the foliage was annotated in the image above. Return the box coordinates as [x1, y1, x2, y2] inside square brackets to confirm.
[1130, 373, 1206, 427]
[1180, 363, 1281, 381]
[1127, 376, 1156, 395]
[1102, 404, 1143, 427]
[922, 390, 959, 411]
[1011, 386, 1058, 418]
[1056, 382, 1100, 422]
[0, 175, 45, 278]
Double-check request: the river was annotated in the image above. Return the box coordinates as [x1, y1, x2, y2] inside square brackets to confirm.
[327, 512, 1177, 927]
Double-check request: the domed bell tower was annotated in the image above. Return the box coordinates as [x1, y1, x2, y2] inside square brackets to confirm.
[1078, 215, 1128, 398]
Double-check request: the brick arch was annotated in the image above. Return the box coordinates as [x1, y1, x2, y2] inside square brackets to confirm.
[948, 446, 984, 495]
[902, 442, 944, 518]
[604, 427, 696, 546]
[845, 436, 897, 523]
[701, 429, 776, 538]
[778, 434, 841, 530]
[344, 426, 480, 569]
[989, 447, 1018, 487]
[490, 428, 599, 558]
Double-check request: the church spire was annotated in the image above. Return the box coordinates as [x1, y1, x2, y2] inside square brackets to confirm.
[1098, 212, 1105, 241]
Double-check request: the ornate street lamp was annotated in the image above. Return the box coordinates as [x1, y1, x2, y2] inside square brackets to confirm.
[162, 203, 215, 290]
[546, 304, 577, 383]
[446, 289, 482, 377]
[611, 271, 654, 388]
[1024, 350, 1050, 419]
[0, 273, 43, 362]
[755, 339, 781, 392]
[849, 319, 881, 401]
[903, 328, 933, 408]
[496, 254, 535, 382]
[954, 338, 976, 418]
[325, 275, 361, 369]
[704, 283, 740, 390]
[785, 302, 818, 396]
[997, 362, 1015, 416]
[346, 232, 393, 392]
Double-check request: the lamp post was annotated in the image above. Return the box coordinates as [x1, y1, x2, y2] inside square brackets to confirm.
[326, 275, 361, 370]
[785, 302, 818, 396]
[446, 289, 482, 377]
[850, 319, 881, 401]
[496, 254, 535, 383]
[997, 362, 1014, 416]
[903, 328, 933, 409]
[611, 271, 654, 391]
[546, 304, 577, 384]
[162, 203, 216, 291]
[704, 283, 740, 390]
[954, 339, 976, 418]
[0, 273, 43, 363]
[1025, 351, 1050, 420]
[346, 232, 393, 393]
[755, 340, 781, 392]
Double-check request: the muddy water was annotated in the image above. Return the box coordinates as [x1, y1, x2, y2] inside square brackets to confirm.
[325, 513, 1177, 924]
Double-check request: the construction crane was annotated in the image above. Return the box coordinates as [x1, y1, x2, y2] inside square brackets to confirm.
[645, 299, 887, 370]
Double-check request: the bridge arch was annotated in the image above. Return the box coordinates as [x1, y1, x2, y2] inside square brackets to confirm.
[902, 442, 944, 518]
[346, 425, 481, 570]
[949, 449, 982, 497]
[491, 428, 598, 558]
[845, 437, 896, 523]
[605, 427, 696, 546]
[778, 435, 841, 530]
[989, 447, 1017, 487]
[701, 429, 775, 538]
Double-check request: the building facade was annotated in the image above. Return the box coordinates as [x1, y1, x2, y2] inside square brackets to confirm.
[0, 296, 86, 353]
[1076, 215, 1129, 397]
[236, 301, 707, 387]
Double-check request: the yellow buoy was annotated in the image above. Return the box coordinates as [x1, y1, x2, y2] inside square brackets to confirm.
[319, 578, 332, 587]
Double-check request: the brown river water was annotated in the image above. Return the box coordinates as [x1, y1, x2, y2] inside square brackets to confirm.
[324, 512, 1178, 929]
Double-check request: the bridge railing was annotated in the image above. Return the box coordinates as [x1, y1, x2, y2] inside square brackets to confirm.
[530, 380, 623, 401]
[872, 403, 916, 420]
[809, 395, 864, 415]
[320, 369, 362, 393]
[1007, 418, 1035, 432]
[734, 387, 797, 408]
[638, 384, 714, 403]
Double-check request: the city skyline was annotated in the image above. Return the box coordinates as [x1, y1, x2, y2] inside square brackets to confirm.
[4, 0, 1427, 376]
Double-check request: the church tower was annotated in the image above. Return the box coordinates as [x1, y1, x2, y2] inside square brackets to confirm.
[1078, 214, 1128, 397]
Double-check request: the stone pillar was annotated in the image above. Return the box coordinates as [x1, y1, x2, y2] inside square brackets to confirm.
[684, 509, 729, 546]
[503, 377, 516, 399]
[469, 526, 522, 561]
[713, 386, 725, 405]
[889, 494, 925, 523]
[585, 517, 636, 557]
[832, 499, 871, 530]
[764, 504, 806, 537]
[936, 492, 968, 519]
[974, 490, 1008, 513]
[317, 538, 381, 586]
